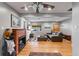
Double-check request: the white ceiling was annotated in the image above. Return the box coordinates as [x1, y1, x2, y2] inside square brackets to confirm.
[6, 2, 72, 14]
[5, 2, 72, 22]
[23, 14, 71, 22]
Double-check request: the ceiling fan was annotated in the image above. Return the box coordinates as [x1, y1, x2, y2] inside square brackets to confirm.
[20, 2, 55, 13]
[32, 2, 55, 13]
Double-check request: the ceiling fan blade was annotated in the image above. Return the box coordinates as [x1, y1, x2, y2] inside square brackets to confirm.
[42, 3, 55, 9]
[68, 8, 72, 11]
[36, 7, 39, 13]
[33, 2, 40, 13]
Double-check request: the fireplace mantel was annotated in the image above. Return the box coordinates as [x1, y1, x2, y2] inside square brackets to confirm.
[13, 29, 26, 55]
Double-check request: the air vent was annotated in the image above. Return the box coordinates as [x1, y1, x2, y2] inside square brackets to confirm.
[68, 8, 72, 11]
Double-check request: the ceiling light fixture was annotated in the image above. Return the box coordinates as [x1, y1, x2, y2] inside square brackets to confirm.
[48, 7, 52, 11]
[24, 2, 54, 13]
[25, 6, 28, 11]
[24, 5, 28, 11]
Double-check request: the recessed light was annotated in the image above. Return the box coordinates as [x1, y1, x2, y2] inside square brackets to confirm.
[48, 7, 52, 11]
[25, 6, 28, 11]
[20, 5, 28, 11]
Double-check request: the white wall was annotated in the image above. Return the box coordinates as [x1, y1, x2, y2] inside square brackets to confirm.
[0, 3, 19, 28]
[72, 2, 79, 56]
[0, 2, 20, 40]
[26, 21, 32, 40]
[20, 17, 26, 29]
[60, 19, 72, 35]
[0, 3, 20, 55]
[41, 23, 52, 35]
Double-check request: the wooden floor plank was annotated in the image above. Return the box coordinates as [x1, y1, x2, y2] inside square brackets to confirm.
[18, 39, 72, 56]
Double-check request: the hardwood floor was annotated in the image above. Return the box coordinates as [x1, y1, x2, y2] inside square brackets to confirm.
[18, 39, 72, 56]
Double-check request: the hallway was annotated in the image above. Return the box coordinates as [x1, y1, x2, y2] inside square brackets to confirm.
[18, 39, 72, 56]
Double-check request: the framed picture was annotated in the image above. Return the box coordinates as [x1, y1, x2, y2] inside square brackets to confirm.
[11, 14, 21, 27]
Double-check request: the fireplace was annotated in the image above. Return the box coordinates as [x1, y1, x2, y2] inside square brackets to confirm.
[19, 35, 26, 52]
[13, 29, 26, 55]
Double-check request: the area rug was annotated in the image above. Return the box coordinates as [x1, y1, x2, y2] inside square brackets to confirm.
[29, 52, 62, 56]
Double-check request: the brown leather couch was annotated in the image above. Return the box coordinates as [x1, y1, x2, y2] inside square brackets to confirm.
[38, 36, 48, 41]
[50, 36, 63, 42]
[50, 33, 63, 42]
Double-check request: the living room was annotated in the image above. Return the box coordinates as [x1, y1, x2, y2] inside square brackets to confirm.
[0, 2, 72, 56]
[18, 13, 72, 56]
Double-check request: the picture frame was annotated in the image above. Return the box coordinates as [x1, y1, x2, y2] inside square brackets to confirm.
[11, 14, 21, 28]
